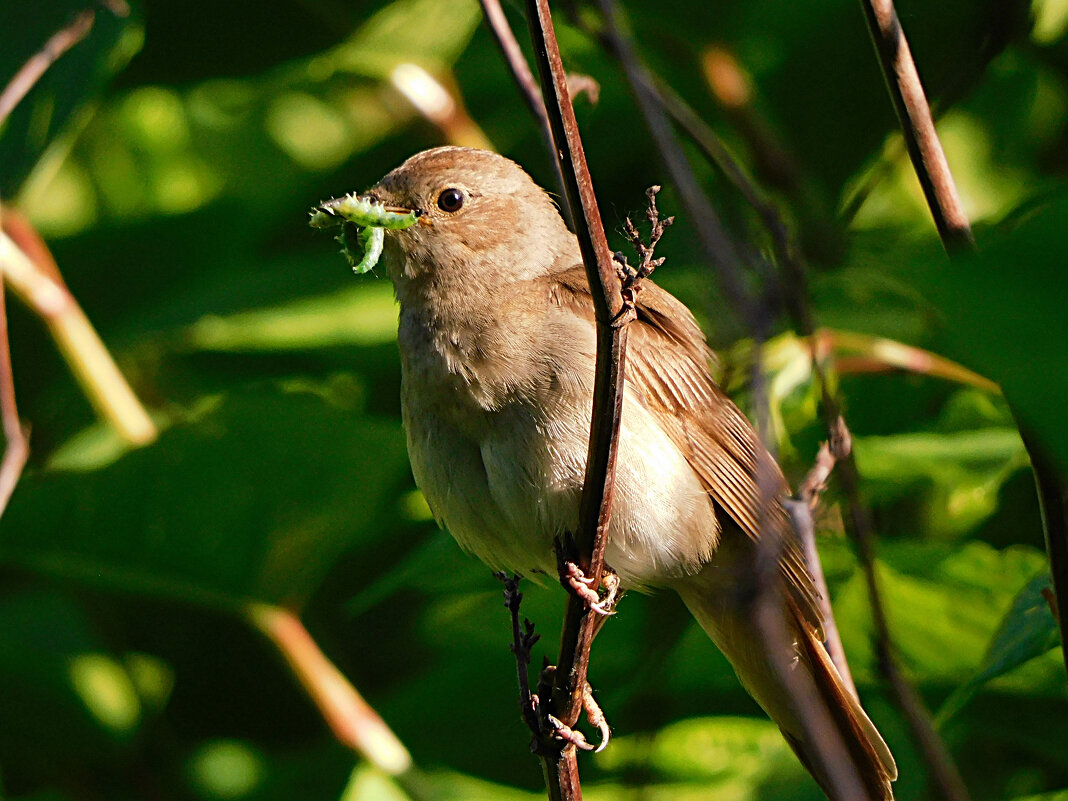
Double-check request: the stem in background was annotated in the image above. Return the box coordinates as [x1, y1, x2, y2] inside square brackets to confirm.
[0, 276, 29, 514]
[594, 2, 977, 798]
[1026, 438, 1068, 680]
[861, 2, 1066, 797]
[748, 349, 872, 801]
[0, 226, 156, 446]
[478, 0, 570, 219]
[0, 9, 96, 127]
[787, 427, 858, 697]
[857, 0, 974, 252]
[596, 3, 879, 797]
[787, 498, 857, 697]
[389, 63, 493, 151]
[247, 604, 413, 775]
[594, 0, 758, 327]
[522, 1, 630, 796]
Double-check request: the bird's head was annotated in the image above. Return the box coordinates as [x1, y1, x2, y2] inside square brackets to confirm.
[364, 147, 576, 295]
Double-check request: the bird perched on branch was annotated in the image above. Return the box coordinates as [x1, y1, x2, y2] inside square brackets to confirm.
[323, 146, 896, 800]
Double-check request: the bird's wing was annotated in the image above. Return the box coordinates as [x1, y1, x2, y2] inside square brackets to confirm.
[549, 265, 823, 636]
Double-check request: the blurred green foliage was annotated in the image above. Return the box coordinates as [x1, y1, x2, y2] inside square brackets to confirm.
[0, 0, 1066, 800]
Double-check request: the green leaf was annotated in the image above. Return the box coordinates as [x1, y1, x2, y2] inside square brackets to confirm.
[2, 385, 410, 609]
[854, 427, 1029, 535]
[884, 194, 1068, 473]
[829, 541, 1050, 681]
[936, 571, 1060, 724]
[0, 2, 143, 199]
[594, 716, 820, 800]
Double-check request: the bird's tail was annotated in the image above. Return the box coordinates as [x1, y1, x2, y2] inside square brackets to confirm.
[676, 582, 897, 801]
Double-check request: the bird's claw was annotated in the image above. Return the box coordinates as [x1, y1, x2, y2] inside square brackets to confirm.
[544, 681, 611, 753]
[581, 682, 611, 753]
[563, 563, 619, 616]
[547, 715, 596, 751]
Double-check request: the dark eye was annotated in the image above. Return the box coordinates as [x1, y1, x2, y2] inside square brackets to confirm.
[437, 188, 464, 213]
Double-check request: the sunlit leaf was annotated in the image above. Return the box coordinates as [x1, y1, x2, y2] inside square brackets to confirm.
[854, 428, 1028, 535]
[2, 386, 410, 609]
[936, 571, 1060, 724]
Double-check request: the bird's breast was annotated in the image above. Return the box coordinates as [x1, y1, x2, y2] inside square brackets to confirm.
[395, 301, 719, 585]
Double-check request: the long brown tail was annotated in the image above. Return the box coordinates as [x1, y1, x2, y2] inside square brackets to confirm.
[787, 598, 897, 801]
[677, 583, 897, 800]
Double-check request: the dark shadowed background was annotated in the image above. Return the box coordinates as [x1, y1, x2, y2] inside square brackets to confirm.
[0, 0, 1066, 799]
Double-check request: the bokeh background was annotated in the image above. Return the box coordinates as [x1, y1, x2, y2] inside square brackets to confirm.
[1, 0, 1067, 799]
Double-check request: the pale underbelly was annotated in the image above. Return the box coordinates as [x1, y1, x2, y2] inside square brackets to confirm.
[402, 383, 720, 587]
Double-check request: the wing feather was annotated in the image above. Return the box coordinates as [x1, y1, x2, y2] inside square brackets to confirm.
[550, 265, 823, 635]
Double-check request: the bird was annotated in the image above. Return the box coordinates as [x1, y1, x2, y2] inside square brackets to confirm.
[342, 145, 896, 800]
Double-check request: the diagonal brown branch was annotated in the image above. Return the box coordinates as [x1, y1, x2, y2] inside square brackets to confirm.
[0, 217, 156, 446]
[0, 276, 29, 515]
[591, 30, 870, 708]
[593, 0, 758, 329]
[858, 0, 974, 253]
[0, 9, 97, 128]
[478, 0, 570, 215]
[522, 1, 630, 797]
[594, 3, 882, 798]
[593, 3, 974, 797]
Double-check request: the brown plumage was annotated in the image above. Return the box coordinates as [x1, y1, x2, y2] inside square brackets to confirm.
[351, 146, 897, 800]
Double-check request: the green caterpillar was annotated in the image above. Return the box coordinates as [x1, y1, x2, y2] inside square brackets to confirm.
[310, 193, 420, 274]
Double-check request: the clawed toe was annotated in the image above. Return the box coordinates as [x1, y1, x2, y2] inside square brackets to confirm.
[563, 563, 621, 616]
[545, 681, 610, 753]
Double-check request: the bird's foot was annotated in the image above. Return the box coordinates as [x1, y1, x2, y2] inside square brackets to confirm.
[563, 563, 620, 616]
[541, 672, 611, 753]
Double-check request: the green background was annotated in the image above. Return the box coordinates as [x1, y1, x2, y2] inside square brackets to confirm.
[0, 0, 1066, 799]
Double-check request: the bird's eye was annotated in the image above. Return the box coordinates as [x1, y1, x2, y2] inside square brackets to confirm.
[437, 188, 464, 213]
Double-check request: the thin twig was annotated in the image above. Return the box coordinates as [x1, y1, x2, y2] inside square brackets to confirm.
[619, 11, 971, 796]
[596, 4, 880, 797]
[246, 603, 412, 775]
[0, 9, 96, 128]
[497, 573, 543, 736]
[786, 420, 858, 697]
[593, 0, 759, 328]
[600, 41, 872, 712]
[0, 226, 156, 445]
[522, 1, 631, 796]
[646, 78, 796, 278]
[0, 276, 29, 515]
[478, 0, 570, 218]
[858, 0, 974, 252]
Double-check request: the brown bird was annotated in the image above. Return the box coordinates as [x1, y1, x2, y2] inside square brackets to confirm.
[347, 146, 896, 800]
